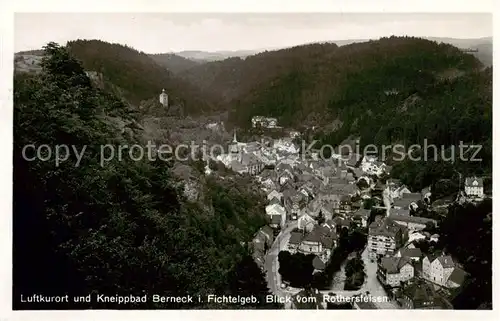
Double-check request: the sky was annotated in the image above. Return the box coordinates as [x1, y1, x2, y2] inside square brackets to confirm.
[14, 13, 492, 53]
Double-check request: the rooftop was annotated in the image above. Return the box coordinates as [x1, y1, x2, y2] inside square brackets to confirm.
[465, 176, 484, 187]
[379, 256, 412, 274]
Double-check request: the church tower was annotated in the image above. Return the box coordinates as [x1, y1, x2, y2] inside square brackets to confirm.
[159, 89, 169, 107]
[229, 129, 240, 158]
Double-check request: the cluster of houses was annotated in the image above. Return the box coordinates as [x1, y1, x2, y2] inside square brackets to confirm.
[368, 212, 467, 309]
[252, 146, 390, 274]
[217, 130, 479, 309]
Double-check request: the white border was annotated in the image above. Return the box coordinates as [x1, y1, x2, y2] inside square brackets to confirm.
[1, 1, 498, 320]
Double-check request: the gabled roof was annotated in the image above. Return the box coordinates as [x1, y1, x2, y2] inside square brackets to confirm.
[302, 229, 323, 243]
[292, 289, 324, 309]
[369, 218, 403, 238]
[352, 208, 370, 219]
[448, 267, 467, 285]
[392, 198, 415, 209]
[436, 255, 455, 269]
[268, 197, 281, 206]
[379, 256, 413, 274]
[346, 153, 363, 167]
[398, 247, 422, 258]
[271, 214, 282, 224]
[265, 203, 286, 215]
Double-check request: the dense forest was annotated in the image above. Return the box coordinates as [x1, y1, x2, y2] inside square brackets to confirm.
[66, 40, 219, 114]
[13, 43, 275, 309]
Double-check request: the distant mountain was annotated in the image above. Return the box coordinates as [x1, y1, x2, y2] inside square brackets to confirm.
[149, 53, 203, 74]
[174, 50, 262, 62]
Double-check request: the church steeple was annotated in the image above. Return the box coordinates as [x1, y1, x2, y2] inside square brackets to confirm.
[233, 129, 237, 143]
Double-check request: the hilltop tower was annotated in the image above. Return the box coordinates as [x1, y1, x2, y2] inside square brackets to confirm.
[159, 88, 169, 107]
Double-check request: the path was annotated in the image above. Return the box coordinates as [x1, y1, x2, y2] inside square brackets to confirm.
[264, 221, 298, 300]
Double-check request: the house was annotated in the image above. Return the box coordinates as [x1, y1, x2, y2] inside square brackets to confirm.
[377, 256, 414, 287]
[389, 185, 412, 200]
[270, 214, 282, 229]
[278, 169, 294, 185]
[265, 203, 286, 217]
[283, 188, 306, 220]
[389, 214, 437, 232]
[260, 177, 277, 191]
[430, 234, 440, 243]
[339, 195, 352, 214]
[392, 198, 416, 210]
[332, 216, 351, 230]
[422, 253, 459, 288]
[392, 192, 421, 210]
[464, 177, 484, 198]
[390, 208, 411, 217]
[251, 226, 274, 268]
[421, 186, 432, 203]
[353, 299, 377, 309]
[407, 231, 427, 244]
[268, 197, 281, 206]
[298, 228, 324, 254]
[231, 153, 265, 176]
[312, 256, 326, 272]
[395, 247, 422, 262]
[367, 218, 406, 259]
[350, 208, 370, 227]
[298, 213, 317, 232]
[254, 226, 274, 248]
[399, 279, 453, 309]
[287, 231, 303, 252]
[298, 225, 338, 261]
[265, 203, 286, 227]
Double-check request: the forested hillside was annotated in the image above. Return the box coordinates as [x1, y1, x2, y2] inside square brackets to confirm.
[181, 36, 492, 191]
[13, 43, 276, 309]
[65, 40, 219, 114]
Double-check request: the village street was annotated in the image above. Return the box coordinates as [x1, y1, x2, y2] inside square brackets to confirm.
[264, 221, 298, 299]
[264, 222, 399, 309]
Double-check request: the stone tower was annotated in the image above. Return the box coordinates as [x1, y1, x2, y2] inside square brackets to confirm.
[159, 88, 169, 107]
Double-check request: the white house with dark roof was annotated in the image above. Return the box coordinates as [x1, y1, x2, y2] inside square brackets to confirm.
[464, 176, 484, 198]
[422, 253, 465, 288]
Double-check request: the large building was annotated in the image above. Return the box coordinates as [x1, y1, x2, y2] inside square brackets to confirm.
[367, 218, 406, 259]
[464, 176, 484, 198]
